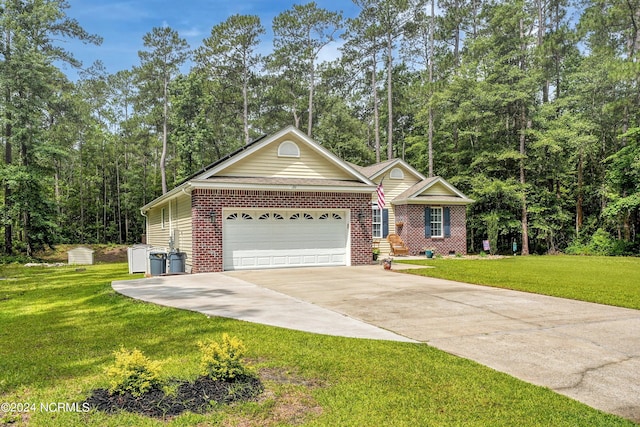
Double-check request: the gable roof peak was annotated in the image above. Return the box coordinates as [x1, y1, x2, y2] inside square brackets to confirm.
[356, 158, 426, 181]
[392, 176, 474, 205]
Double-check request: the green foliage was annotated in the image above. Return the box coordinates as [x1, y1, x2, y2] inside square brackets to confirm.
[587, 229, 615, 256]
[566, 229, 637, 256]
[2, 0, 640, 258]
[105, 347, 163, 397]
[198, 334, 252, 381]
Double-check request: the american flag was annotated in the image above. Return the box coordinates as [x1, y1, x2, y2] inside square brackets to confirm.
[376, 181, 385, 210]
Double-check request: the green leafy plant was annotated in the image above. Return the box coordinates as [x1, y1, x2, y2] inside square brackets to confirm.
[105, 347, 163, 397]
[198, 334, 252, 381]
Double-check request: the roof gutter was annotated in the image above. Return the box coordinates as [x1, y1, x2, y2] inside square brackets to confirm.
[140, 182, 192, 214]
[392, 198, 475, 206]
[189, 180, 376, 193]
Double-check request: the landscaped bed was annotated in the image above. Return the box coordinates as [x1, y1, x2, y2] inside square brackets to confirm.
[0, 263, 636, 426]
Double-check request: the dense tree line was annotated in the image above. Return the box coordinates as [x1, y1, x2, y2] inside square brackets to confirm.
[1, 0, 639, 257]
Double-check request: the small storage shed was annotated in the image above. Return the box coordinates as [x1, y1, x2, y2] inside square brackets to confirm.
[68, 246, 95, 265]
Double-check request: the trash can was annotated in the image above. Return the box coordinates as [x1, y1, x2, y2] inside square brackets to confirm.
[168, 251, 186, 273]
[149, 252, 167, 276]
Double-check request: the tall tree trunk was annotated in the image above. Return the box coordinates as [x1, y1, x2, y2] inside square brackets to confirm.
[116, 155, 123, 244]
[372, 55, 381, 163]
[292, 108, 300, 129]
[386, 30, 394, 160]
[243, 63, 250, 145]
[576, 150, 584, 235]
[308, 58, 314, 136]
[4, 97, 12, 254]
[3, 29, 12, 254]
[538, 0, 549, 103]
[519, 17, 530, 255]
[20, 134, 31, 255]
[161, 76, 169, 194]
[452, 0, 461, 154]
[428, 0, 435, 177]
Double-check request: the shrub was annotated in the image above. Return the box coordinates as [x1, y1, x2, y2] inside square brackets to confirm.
[588, 228, 615, 255]
[198, 334, 251, 381]
[105, 347, 163, 397]
[564, 239, 589, 255]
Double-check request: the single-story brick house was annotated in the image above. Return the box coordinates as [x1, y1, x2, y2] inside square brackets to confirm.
[141, 126, 473, 273]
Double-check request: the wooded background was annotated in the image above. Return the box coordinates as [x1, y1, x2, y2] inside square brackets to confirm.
[1, 0, 639, 257]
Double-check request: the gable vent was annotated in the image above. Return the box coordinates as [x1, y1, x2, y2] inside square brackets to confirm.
[390, 167, 404, 179]
[278, 140, 300, 158]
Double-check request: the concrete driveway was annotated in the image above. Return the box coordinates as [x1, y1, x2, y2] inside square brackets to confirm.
[113, 264, 640, 422]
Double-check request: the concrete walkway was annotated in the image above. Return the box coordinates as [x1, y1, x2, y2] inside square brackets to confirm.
[112, 272, 415, 342]
[113, 265, 640, 422]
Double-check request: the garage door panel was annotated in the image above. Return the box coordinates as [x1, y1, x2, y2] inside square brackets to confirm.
[223, 210, 348, 270]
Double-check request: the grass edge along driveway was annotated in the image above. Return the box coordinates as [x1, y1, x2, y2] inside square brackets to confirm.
[398, 255, 640, 310]
[0, 263, 636, 426]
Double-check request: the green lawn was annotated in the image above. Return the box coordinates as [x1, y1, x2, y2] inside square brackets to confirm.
[398, 255, 640, 310]
[0, 263, 636, 426]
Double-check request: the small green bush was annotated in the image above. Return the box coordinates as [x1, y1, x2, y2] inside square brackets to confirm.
[198, 334, 251, 381]
[588, 228, 614, 255]
[564, 239, 589, 255]
[105, 347, 163, 397]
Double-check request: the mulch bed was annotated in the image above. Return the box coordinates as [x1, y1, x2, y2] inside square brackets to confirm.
[84, 375, 263, 418]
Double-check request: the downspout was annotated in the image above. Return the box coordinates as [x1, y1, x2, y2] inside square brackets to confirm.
[139, 209, 148, 244]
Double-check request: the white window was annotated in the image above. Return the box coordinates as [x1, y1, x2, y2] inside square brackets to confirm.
[430, 207, 443, 238]
[390, 167, 404, 179]
[372, 206, 382, 238]
[278, 140, 300, 157]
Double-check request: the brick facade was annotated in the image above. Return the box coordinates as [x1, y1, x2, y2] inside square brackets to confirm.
[395, 205, 467, 256]
[191, 188, 372, 273]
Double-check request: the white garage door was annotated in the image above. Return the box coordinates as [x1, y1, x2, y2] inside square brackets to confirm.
[223, 209, 349, 271]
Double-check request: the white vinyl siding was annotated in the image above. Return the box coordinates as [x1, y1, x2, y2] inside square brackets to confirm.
[371, 165, 422, 254]
[146, 193, 193, 270]
[221, 136, 354, 180]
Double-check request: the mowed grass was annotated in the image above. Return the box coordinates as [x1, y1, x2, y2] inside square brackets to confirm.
[398, 255, 640, 310]
[0, 263, 636, 426]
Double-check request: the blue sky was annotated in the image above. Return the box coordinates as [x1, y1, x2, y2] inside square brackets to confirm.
[61, 1, 360, 79]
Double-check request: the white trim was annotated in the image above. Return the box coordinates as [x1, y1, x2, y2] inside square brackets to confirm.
[372, 205, 382, 239]
[408, 177, 471, 200]
[140, 179, 377, 214]
[189, 179, 376, 193]
[369, 158, 426, 181]
[429, 207, 444, 238]
[140, 127, 377, 213]
[140, 182, 190, 214]
[393, 198, 474, 206]
[197, 126, 375, 185]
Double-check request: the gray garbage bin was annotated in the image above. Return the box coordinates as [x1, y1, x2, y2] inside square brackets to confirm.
[168, 252, 186, 273]
[149, 252, 167, 276]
